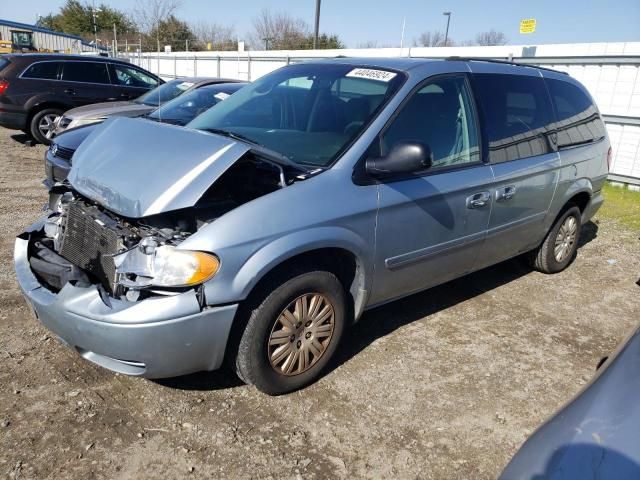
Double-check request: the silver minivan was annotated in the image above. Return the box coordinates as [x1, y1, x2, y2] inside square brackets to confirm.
[15, 58, 609, 394]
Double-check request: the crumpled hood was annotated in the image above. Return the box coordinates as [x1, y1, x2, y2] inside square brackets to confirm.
[67, 117, 250, 218]
[65, 101, 154, 120]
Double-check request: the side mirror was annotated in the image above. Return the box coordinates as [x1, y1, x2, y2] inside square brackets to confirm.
[365, 141, 433, 177]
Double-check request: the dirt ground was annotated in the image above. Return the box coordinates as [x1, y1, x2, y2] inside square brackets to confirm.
[0, 126, 638, 480]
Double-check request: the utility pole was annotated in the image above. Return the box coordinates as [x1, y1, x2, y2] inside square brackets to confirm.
[313, 0, 321, 49]
[113, 23, 117, 57]
[91, 1, 101, 46]
[442, 11, 451, 46]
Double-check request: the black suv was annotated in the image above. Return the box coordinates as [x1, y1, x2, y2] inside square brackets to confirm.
[0, 54, 162, 144]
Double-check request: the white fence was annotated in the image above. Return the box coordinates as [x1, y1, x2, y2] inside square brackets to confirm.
[125, 42, 640, 184]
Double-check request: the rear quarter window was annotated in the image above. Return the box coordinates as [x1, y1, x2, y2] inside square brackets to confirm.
[22, 61, 61, 80]
[0, 57, 10, 72]
[473, 73, 554, 163]
[61, 62, 110, 84]
[545, 78, 606, 148]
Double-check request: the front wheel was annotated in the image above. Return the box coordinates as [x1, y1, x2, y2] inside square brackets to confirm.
[234, 270, 346, 395]
[529, 205, 582, 273]
[30, 108, 63, 145]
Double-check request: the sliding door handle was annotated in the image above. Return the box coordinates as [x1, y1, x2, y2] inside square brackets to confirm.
[466, 191, 491, 209]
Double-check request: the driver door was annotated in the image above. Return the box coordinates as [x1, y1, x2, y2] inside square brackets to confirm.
[369, 74, 494, 306]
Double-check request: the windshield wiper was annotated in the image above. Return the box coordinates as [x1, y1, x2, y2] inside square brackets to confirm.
[202, 128, 261, 146]
[201, 128, 308, 172]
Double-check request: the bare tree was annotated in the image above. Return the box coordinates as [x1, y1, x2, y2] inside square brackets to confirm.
[414, 30, 454, 47]
[249, 9, 310, 50]
[133, 0, 182, 33]
[191, 21, 236, 50]
[475, 30, 507, 46]
[357, 40, 379, 49]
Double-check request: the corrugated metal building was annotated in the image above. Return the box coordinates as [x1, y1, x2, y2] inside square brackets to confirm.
[0, 19, 106, 54]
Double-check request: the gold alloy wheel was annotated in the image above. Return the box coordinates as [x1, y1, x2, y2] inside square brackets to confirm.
[554, 215, 578, 262]
[268, 293, 335, 376]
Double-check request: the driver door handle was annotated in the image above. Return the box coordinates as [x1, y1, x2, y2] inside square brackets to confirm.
[496, 185, 517, 202]
[64, 88, 76, 95]
[466, 191, 491, 209]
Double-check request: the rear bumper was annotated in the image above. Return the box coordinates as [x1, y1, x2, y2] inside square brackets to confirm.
[0, 110, 28, 130]
[582, 191, 604, 223]
[14, 232, 238, 379]
[44, 148, 71, 186]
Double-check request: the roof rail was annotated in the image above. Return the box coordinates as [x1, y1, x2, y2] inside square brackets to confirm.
[445, 56, 569, 75]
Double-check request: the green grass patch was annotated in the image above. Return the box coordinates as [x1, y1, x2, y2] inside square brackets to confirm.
[598, 182, 640, 232]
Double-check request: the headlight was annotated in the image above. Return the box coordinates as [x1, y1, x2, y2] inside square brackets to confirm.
[114, 242, 220, 289]
[153, 246, 220, 287]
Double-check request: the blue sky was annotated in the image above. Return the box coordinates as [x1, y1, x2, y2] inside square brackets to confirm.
[3, 0, 639, 47]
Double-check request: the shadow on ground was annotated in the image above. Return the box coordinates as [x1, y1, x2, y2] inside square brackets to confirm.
[158, 221, 599, 391]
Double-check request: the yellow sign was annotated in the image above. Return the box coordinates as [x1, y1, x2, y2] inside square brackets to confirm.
[520, 18, 536, 34]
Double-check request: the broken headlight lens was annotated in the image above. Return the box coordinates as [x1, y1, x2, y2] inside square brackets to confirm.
[115, 243, 220, 289]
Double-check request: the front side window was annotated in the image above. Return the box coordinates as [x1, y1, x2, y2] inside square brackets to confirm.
[61, 62, 110, 84]
[473, 73, 553, 163]
[22, 62, 60, 80]
[188, 64, 405, 167]
[546, 78, 606, 148]
[112, 65, 158, 89]
[381, 75, 480, 170]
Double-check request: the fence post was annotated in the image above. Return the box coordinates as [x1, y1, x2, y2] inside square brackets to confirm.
[247, 54, 251, 81]
[194, 56, 197, 76]
[174, 55, 177, 78]
[217, 56, 221, 77]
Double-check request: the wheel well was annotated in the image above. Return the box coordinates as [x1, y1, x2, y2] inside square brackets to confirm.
[567, 191, 590, 213]
[256, 248, 357, 297]
[26, 102, 68, 126]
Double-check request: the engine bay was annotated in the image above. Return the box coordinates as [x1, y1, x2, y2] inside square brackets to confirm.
[28, 153, 305, 300]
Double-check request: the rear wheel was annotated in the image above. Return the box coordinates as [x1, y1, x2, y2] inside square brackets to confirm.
[529, 205, 582, 273]
[30, 108, 63, 145]
[234, 270, 346, 395]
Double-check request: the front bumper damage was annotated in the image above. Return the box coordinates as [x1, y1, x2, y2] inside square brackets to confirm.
[14, 222, 238, 379]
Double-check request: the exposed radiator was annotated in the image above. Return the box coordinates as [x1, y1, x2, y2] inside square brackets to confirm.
[59, 201, 125, 292]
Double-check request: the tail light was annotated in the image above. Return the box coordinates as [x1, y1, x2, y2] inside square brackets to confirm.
[607, 146, 613, 171]
[0, 80, 8, 95]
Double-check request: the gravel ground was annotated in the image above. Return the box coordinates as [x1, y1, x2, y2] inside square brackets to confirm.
[0, 127, 638, 480]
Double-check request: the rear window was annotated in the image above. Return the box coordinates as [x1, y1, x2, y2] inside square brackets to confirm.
[546, 78, 606, 148]
[61, 61, 110, 84]
[473, 73, 554, 163]
[22, 62, 60, 80]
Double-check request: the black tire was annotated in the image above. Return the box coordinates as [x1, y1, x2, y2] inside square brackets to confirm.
[29, 108, 63, 145]
[529, 205, 582, 273]
[234, 270, 346, 395]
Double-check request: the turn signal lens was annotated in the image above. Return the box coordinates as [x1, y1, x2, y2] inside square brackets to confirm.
[607, 146, 613, 171]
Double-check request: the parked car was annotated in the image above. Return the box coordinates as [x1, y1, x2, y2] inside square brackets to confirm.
[44, 81, 247, 186]
[0, 53, 162, 144]
[54, 76, 243, 135]
[15, 58, 609, 395]
[501, 324, 640, 479]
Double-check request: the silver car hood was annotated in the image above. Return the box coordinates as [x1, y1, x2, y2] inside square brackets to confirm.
[67, 117, 250, 218]
[65, 101, 154, 119]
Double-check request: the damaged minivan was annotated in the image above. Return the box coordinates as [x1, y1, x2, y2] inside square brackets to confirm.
[15, 58, 609, 394]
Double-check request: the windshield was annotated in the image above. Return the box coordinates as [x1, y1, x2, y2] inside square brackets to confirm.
[147, 83, 246, 126]
[187, 63, 405, 167]
[135, 79, 195, 106]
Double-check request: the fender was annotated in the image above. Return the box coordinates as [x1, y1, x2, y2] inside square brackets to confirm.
[24, 94, 73, 114]
[543, 177, 593, 232]
[203, 226, 373, 320]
